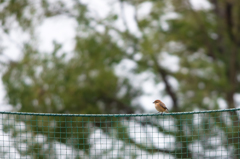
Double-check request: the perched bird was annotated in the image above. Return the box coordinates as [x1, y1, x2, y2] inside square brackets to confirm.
[153, 99, 169, 114]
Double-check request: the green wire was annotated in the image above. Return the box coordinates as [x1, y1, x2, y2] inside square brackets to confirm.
[1, 108, 240, 117]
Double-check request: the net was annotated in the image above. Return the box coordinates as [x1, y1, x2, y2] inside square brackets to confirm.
[0, 108, 240, 159]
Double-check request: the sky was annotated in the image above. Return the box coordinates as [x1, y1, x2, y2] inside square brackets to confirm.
[1, 0, 236, 113]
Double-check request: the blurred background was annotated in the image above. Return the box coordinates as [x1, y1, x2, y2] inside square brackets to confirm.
[0, 0, 240, 158]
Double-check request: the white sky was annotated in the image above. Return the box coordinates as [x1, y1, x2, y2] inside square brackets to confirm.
[0, 0, 239, 113]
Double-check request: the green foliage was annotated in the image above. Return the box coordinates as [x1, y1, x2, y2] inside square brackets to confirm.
[1, 0, 240, 158]
[1, 1, 142, 154]
[2, 33, 142, 152]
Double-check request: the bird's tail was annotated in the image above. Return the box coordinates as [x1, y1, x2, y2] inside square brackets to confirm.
[165, 109, 174, 118]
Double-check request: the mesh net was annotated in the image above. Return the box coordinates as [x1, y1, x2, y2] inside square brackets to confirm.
[0, 109, 240, 159]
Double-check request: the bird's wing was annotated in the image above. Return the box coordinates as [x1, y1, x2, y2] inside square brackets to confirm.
[159, 102, 168, 110]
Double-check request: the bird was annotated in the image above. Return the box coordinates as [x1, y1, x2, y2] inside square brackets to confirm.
[153, 99, 170, 115]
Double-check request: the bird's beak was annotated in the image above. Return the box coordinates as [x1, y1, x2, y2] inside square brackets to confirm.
[153, 102, 154, 103]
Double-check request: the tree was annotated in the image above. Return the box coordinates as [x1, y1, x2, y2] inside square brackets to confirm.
[1, 0, 141, 114]
[1, 1, 142, 158]
[1, 0, 240, 158]
[119, 0, 240, 158]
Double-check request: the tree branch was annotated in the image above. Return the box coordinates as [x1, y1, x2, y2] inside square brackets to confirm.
[151, 55, 179, 111]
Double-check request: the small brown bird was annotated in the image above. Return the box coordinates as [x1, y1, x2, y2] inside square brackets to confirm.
[153, 99, 169, 114]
